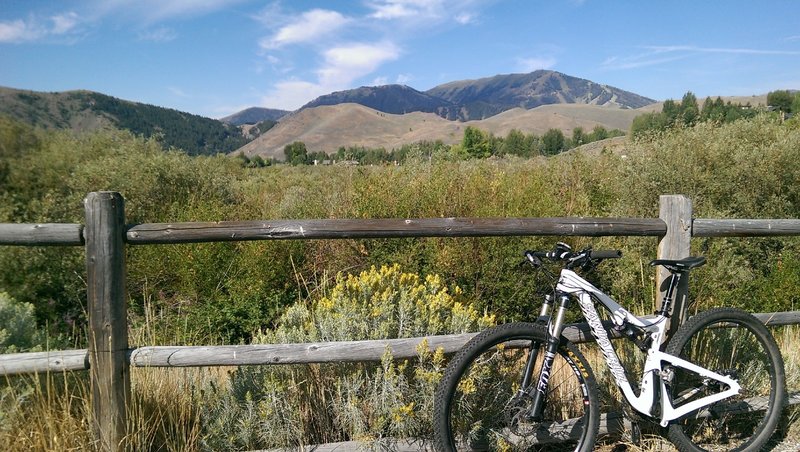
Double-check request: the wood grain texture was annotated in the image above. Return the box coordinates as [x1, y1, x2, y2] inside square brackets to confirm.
[0, 223, 83, 246]
[2, 310, 798, 376]
[0, 349, 88, 375]
[693, 219, 800, 237]
[656, 195, 693, 339]
[125, 217, 667, 244]
[84, 192, 129, 452]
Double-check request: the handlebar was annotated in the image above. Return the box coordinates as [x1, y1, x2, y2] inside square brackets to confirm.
[523, 243, 621, 270]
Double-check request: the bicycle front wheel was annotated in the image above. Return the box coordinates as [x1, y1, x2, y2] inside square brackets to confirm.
[665, 307, 786, 452]
[433, 322, 599, 452]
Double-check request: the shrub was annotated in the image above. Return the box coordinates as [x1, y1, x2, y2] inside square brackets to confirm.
[0, 292, 46, 354]
[202, 265, 494, 450]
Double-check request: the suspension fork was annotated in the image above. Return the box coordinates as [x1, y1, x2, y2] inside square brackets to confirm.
[520, 294, 554, 389]
[525, 292, 571, 420]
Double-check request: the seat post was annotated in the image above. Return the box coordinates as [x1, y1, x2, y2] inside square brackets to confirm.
[658, 271, 683, 317]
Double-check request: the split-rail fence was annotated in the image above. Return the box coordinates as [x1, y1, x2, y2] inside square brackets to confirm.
[2, 192, 800, 451]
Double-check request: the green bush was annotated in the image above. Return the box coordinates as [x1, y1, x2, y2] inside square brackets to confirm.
[0, 292, 46, 354]
[1, 114, 800, 346]
[202, 265, 493, 449]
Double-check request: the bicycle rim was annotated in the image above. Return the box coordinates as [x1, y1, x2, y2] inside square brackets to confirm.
[665, 308, 786, 452]
[434, 323, 598, 451]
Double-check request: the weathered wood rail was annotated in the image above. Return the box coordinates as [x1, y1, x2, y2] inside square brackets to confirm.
[3, 311, 799, 375]
[2, 192, 800, 451]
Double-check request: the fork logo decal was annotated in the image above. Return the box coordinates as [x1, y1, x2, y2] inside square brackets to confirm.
[537, 351, 556, 394]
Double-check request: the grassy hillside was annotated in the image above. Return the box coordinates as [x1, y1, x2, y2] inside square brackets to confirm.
[0, 87, 247, 156]
[1, 114, 799, 450]
[239, 102, 639, 159]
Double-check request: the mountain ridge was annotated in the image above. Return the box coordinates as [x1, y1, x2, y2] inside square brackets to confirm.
[0, 86, 248, 156]
[221, 107, 289, 126]
[289, 70, 655, 122]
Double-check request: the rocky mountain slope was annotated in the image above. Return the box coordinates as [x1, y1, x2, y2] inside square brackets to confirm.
[425, 70, 654, 120]
[288, 70, 655, 122]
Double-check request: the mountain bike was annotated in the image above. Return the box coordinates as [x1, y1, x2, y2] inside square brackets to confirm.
[433, 243, 786, 451]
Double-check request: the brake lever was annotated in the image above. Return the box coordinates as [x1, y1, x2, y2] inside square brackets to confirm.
[522, 250, 542, 268]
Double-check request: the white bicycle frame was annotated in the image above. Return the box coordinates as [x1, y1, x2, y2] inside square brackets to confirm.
[556, 269, 741, 427]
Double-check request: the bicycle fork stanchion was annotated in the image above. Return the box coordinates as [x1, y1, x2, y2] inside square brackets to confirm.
[527, 293, 571, 420]
[520, 295, 554, 389]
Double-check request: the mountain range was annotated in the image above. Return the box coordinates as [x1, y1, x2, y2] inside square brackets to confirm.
[1, 70, 661, 159]
[299, 70, 654, 121]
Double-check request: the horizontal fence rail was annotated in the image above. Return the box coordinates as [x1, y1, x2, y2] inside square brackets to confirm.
[4, 218, 800, 247]
[125, 217, 667, 244]
[3, 311, 799, 376]
[0, 223, 84, 246]
[693, 219, 800, 237]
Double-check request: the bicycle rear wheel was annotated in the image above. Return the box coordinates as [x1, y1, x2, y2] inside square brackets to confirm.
[433, 322, 599, 451]
[665, 307, 786, 452]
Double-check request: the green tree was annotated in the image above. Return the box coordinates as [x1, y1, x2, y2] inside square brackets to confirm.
[502, 129, 527, 157]
[662, 99, 680, 124]
[767, 90, 793, 113]
[541, 128, 566, 155]
[461, 126, 492, 159]
[590, 125, 609, 142]
[792, 93, 800, 116]
[283, 141, 308, 165]
[571, 127, 587, 147]
[681, 91, 700, 125]
[631, 112, 668, 137]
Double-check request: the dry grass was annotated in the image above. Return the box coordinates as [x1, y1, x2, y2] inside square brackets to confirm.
[239, 102, 641, 159]
[0, 366, 228, 452]
[1, 326, 798, 451]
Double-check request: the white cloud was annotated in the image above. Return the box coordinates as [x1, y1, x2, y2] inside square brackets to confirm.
[372, 76, 389, 85]
[95, 0, 247, 23]
[645, 45, 800, 56]
[318, 42, 400, 86]
[454, 13, 475, 25]
[0, 12, 83, 43]
[0, 19, 38, 43]
[138, 27, 177, 42]
[367, 0, 481, 26]
[367, 0, 444, 20]
[51, 12, 80, 35]
[261, 79, 332, 110]
[168, 86, 190, 98]
[603, 45, 800, 71]
[396, 73, 412, 84]
[517, 56, 557, 72]
[261, 42, 401, 110]
[260, 9, 350, 50]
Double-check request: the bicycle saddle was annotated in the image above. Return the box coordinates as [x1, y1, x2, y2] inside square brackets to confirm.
[649, 256, 706, 272]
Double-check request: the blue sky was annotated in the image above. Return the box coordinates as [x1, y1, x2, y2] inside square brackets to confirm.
[2, 1, 799, 119]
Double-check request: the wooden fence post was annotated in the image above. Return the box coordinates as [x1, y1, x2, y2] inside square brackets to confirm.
[657, 194, 693, 340]
[85, 192, 129, 451]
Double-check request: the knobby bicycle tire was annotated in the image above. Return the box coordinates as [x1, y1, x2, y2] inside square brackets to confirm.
[433, 322, 600, 451]
[664, 307, 786, 452]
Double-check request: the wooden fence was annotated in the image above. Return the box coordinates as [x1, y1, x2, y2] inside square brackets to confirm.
[2, 192, 800, 451]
